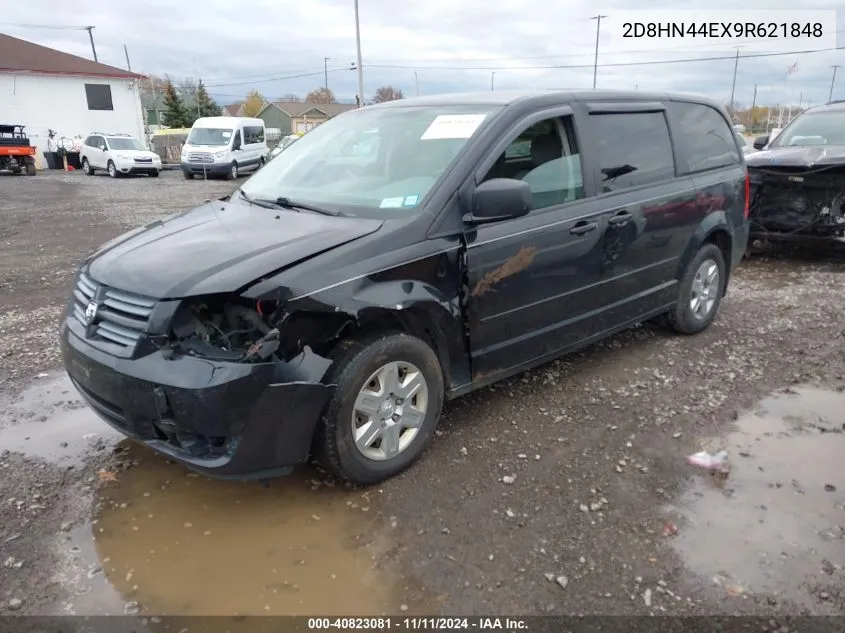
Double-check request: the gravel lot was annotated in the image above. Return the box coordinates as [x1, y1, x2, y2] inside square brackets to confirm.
[1, 170, 843, 619]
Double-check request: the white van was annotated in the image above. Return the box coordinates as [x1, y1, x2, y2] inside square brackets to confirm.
[180, 116, 268, 180]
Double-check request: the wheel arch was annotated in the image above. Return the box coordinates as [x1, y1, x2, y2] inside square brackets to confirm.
[251, 279, 470, 395]
[676, 213, 734, 295]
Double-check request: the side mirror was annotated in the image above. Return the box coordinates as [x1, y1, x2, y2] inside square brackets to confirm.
[465, 178, 532, 224]
[753, 135, 769, 150]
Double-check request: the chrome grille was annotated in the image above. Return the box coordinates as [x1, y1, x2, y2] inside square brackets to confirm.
[187, 153, 213, 164]
[71, 272, 156, 348]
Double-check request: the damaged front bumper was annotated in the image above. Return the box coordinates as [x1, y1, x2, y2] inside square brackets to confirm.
[748, 166, 845, 240]
[60, 318, 335, 480]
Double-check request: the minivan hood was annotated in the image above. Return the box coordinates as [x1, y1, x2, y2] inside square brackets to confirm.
[86, 200, 383, 298]
[746, 145, 845, 168]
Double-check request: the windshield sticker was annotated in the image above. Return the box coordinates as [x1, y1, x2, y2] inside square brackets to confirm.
[379, 196, 405, 208]
[420, 114, 487, 140]
[222, 131, 232, 138]
[403, 194, 419, 207]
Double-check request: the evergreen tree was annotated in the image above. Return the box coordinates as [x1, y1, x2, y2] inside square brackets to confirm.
[162, 80, 188, 128]
[196, 80, 220, 118]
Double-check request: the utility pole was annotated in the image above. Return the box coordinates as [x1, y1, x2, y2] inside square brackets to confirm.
[751, 83, 757, 110]
[830, 65, 840, 103]
[728, 46, 741, 118]
[491, 72, 495, 91]
[323, 57, 330, 90]
[414, 71, 419, 96]
[590, 15, 607, 89]
[353, 0, 365, 108]
[148, 75, 158, 128]
[123, 44, 132, 72]
[797, 91, 803, 113]
[84, 26, 97, 62]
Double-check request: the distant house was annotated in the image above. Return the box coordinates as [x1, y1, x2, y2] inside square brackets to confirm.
[0, 32, 145, 154]
[257, 100, 356, 134]
[141, 93, 165, 130]
[222, 102, 245, 116]
[142, 92, 199, 131]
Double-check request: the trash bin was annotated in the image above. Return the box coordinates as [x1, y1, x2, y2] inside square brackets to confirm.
[44, 152, 58, 170]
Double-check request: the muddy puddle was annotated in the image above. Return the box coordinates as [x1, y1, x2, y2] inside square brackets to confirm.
[0, 374, 122, 465]
[84, 446, 436, 617]
[1, 375, 436, 618]
[668, 386, 845, 610]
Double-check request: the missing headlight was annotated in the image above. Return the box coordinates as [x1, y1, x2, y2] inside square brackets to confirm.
[169, 296, 280, 362]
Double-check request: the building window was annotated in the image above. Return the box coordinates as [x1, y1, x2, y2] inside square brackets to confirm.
[85, 84, 114, 111]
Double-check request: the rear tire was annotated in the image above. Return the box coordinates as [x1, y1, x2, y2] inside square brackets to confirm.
[314, 332, 445, 485]
[25, 163, 36, 176]
[668, 243, 726, 335]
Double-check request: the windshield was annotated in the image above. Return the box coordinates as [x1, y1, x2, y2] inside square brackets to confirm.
[187, 127, 234, 146]
[240, 104, 502, 217]
[769, 111, 845, 148]
[107, 137, 144, 151]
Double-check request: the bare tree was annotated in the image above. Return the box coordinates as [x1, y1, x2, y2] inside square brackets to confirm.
[372, 86, 404, 103]
[281, 93, 302, 102]
[305, 87, 336, 104]
[176, 78, 198, 102]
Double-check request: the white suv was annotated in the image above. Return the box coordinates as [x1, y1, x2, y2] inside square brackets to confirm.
[80, 133, 162, 178]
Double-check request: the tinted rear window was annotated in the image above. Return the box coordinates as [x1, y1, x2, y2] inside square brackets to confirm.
[667, 102, 741, 175]
[589, 112, 675, 193]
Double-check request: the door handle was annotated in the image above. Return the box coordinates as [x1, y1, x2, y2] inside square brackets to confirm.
[608, 211, 633, 226]
[570, 221, 598, 236]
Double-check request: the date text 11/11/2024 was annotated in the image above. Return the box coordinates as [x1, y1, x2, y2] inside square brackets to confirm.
[307, 617, 528, 630]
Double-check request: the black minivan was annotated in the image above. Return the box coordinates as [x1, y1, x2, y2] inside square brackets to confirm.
[60, 90, 749, 485]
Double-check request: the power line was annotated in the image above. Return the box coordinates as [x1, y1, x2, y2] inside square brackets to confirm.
[187, 44, 845, 91]
[362, 29, 845, 64]
[366, 45, 845, 72]
[196, 31, 845, 86]
[0, 22, 89, 30]
[204, 66, 355, 88]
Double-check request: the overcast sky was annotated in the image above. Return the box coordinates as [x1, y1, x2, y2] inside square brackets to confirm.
[3, 1, 843, 108]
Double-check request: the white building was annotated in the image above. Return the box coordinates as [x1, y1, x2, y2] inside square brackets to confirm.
[0, 33, 145, 161]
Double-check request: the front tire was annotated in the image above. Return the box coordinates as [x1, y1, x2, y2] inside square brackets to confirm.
[668, 243, 726, 335]
[183, 171, 194, 180]
[315, 332, 445, 485]
[107, 160, 119, 178]
[226, 162, 238, 180]
[150, 170, 160, 178]
[82, 158, 94, 176]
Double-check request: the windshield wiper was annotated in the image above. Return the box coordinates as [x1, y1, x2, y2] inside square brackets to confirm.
[238, 190, 346, 216]
[273, 196, 346, 217]
[237, 189, 285, 210]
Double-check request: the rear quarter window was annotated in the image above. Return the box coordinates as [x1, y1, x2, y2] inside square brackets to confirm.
[667, 102, 741, 175]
